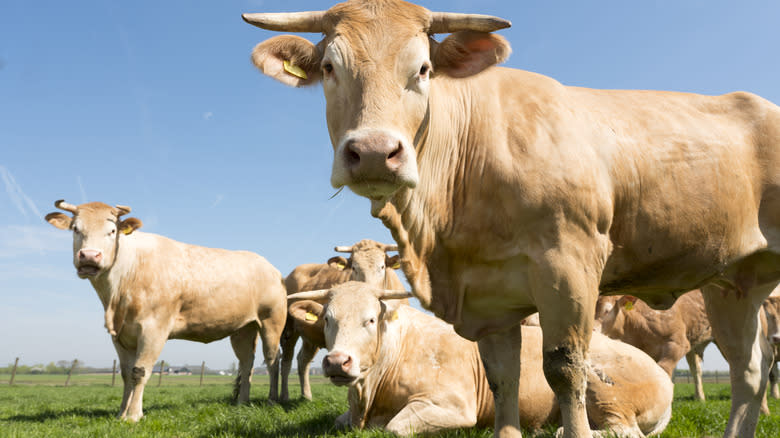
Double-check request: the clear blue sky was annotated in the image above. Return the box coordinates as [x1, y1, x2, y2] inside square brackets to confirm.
[2, 0, 779, 371]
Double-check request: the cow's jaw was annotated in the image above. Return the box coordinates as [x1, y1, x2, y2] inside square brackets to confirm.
[77, 264, 102, 278]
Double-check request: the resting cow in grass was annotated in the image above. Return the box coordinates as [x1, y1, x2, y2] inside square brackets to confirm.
[280, 239, 405, 400]
[289, 282, 673, 437]
[244, 1, 780, 436]
[45, 200, 287, 422]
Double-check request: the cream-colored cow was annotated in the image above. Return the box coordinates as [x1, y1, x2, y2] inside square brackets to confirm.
[45, 200, 287, 422]
[763, 291, 780, 400]
[595, 291, 714, 401]
[280, 239, 405, 400]
[244, 1, 780, 436]
[289, 282, 672, 437]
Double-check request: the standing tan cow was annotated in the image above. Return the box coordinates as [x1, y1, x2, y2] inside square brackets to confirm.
[45, 200, 287, 422]
[244, 1, 780, 436]
[280, 239, 405, 400]
[288, 282, 672, 437]
[763, 291, 780, 400]
[594, 290, 714, 401]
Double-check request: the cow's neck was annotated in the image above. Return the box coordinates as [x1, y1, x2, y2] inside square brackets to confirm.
[88, 233, 141, 336]
[374, 75, 489, 315]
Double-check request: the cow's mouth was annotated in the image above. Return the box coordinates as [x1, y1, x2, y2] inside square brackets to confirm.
[77, 264, 101, 278]
[328, 375, 357, 386]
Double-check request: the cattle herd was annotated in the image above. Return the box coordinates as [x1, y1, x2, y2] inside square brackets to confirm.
[42, 1, 780, 437]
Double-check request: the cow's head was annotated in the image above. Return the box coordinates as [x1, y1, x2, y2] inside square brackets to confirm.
[330, 239, 400, 286]
[244, 0, 511, 202]
[45, 200, 142, 278]
[287, 281, 411, 386]
[593, 295, 629, 334]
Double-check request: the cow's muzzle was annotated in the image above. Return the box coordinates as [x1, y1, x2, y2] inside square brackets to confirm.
[322, 351, 356, 385]
[76, 249, 103, 278]
[331, 129, 418, 199]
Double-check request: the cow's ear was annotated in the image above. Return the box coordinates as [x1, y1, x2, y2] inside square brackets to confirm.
[386, 254, 401, 270]
[119, 217, 143, 235]
[379, 300, 403, 323]
[45, 212, 72, 230]
[432, 31, 511, 78]
[251, 35, 322, 87]
[289, 300, 326, 345]
[328, 256, 348, 270]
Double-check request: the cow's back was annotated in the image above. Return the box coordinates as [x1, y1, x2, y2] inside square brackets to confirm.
[285, 263, 351, 295]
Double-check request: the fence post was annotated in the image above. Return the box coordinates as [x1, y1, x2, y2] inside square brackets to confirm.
[65, 359, 77, 387]
[9, 357, 19, 385]
[715, 370, 719, 384]
[200, 361, 205, 387]
[111, 359, 117, 387]
[158, 360, 164, 387]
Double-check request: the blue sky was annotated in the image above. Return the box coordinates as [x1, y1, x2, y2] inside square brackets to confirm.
[2, 0, 779, 371]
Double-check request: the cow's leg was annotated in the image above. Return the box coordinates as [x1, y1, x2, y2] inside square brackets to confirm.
[771, 362, 780, 399]
[535, 260, 599, 438]
[685, 346, 706, 401]
[297, 339, 318, 400]
[113, 341, 135, 419]
[229, 324, 259, 404]
[257, 316, 283, 402]
[124, 330, 167, 422]
[477, 323, 523, 438]
[702, 283, 776, 437]
[279, 321, 299, 402]
[384, 399, 477, 435]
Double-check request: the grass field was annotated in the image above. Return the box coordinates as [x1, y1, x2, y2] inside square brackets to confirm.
[2, 374, 780, 437]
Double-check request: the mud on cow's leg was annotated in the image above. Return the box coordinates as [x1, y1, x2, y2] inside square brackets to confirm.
[124, 329, 167, 423]
[477, 323, 523, 438]
[279, 322, 299, 401]
[702, 282, 777, 437]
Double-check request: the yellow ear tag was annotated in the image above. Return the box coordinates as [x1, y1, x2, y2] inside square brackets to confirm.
[390, 262, 401, 270]
[623, 301, 634, 311]
[305, 312, 318, 322]
[389, 311, 399, 321]
[122, 226, 133, 235]
[336, 262, 346, 270]
[283, 60, 308, 80]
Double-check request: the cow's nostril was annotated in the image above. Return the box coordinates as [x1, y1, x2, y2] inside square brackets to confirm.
[342, 356, 352, 371]
[388, 142, 402, 161]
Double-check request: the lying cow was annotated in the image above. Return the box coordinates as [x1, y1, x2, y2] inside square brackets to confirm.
[594, 290, 714, 401]
[45, 200, 287, 422]
[280, 239, 405, 400]
[289, 282, 673, 437]
[244, 1, 780, 436]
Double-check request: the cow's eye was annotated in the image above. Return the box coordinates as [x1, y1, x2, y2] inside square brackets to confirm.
[108, 229, 116, 236]
[419, 63, 431, 77]
[367, 317, 376, 326]
[323, 62, 333, 74]
[72, 227, 81, 235]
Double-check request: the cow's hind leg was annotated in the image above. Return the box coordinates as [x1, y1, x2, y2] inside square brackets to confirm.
[230, 324, 259, 404]
[113, 341, 135, 420]
[702, 281, 777, 437]
[258, 297, 285, 402]
[685, 347, 706, 401]
[297, 339, 318, 400]
[478, 324, 523, 438]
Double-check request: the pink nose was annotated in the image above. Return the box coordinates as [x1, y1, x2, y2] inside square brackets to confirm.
[78, 249, 102, 264]
[322, 351, 353, 376]
[342, 133, 405, 179]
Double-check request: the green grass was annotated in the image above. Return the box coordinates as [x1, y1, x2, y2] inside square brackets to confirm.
[1, 376, 780, 437]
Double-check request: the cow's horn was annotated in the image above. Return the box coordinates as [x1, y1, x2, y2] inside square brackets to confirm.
[54, 200, 78, 214]
[287, 289, 330, 301]
[242, 11, 325, 33]
[382, 244, 399, 252]
[429, 12, 511, 34]
[334, 245, 354, 253]
[375, 290, 414, 301]
[115, 205, 132, 217]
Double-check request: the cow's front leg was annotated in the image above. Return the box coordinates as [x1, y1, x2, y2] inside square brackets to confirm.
[685, 348, 706, 401]
[279, 323, 299, 401]
[297, 339, 318, 400]
[113, 340, 135, 419]
[478, 323, 523, 438]
[534, 256, 601, 438]
[124, 326, 167, 422]
[703, 283, 776, 437]
[384, 399, 477, 436]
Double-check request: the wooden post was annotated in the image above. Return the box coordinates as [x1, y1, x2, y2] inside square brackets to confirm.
[715, 370, 719, 384]
[158, 360, 164, 387]
[200, 361, 205, 387]
[111, 359, 117, 387]
[65, 359, 77, 387]
[9, 357, 19, 385]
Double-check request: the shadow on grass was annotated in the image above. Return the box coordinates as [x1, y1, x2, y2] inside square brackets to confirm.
[199, 410, 343, 438]
[4, 406, 116, 423]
